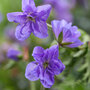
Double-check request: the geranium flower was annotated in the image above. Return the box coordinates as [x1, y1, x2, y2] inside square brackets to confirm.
[51, 20, 83, 48]
[7, 0, 51, 41]
[25, 45, 65, 88]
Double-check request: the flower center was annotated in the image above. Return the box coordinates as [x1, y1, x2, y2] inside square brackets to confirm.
[43, 62, 49, 69]
[28, 17, 35, 22]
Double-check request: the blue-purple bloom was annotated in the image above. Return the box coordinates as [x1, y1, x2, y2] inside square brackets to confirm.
[44, 0, 76, 22]
[51, 20, 83, 48]
[7, 48, 21, 61]
[4, 26, 17, 41]
[7, 0, 51, 41]
[25, 45, 65, 88]
[4, 25, 27, 46]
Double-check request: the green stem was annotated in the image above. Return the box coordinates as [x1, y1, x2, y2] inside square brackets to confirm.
[43, 87, 45, 90]
[47, 23, 57, 41]
[47, 23, 52, 29]
[41, 84, 45, 90]
[30, 82, 36, 90]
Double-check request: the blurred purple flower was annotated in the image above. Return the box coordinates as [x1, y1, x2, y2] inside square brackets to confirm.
[5, 26, 16, 41]
[51, 20, 83, 48]
[44, 0, 76, 22]
[4, 25, 28, 46]
[0, 12, 3, 23]
[7, 48, 21, 61]
[7, 0, 51, 41]
[25, 45, 65, 88]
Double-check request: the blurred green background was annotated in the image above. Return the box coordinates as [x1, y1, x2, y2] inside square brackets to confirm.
[0, 0, 90, 90]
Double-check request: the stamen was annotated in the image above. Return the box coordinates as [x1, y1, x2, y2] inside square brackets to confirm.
[28, 17, 35, 22]
[43, 62, 49, 69]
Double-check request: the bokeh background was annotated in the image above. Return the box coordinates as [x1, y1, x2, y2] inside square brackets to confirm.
[0, 0, 90, 90]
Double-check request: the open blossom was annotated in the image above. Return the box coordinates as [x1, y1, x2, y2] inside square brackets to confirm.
[7, 0, 51, 41]
[7, 48, 21, 61]
[44, 0, 76, 22]
[51, 20, 83, 48]
[25, 45, 65, 88]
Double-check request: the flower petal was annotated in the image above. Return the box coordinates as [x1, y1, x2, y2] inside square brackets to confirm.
[32, 46, 44, 62]
[44, 70, 54, 85]
[7, 12, 27, 23]
[15, 22, 32, 41]
[25, 61, 40, 81]
[66, 39, 83, 48]
[40, 70, 54, 88]
[63, 26, 80, 41]
[37, 4, 51, 21]
[63, 28, 72, 42]
[32, 20, 48, 38]
[70, 26, 81, 38]
[51, 20, 67, 39]
[49, 59, 65, 75]
[22, 0, 36, 12]
[47, 45, 59, 60]
[7, 48, 21, 61]
[40, 80, 52, 88]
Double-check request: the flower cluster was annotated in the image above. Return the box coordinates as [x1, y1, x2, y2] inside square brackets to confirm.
[7, 0, 83, 88]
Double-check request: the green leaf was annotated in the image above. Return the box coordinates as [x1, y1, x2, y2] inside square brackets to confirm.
[78, 63, 88, 72]
[3, 60, 16, 70]
[83, 71, 89, 81]
[73, 50, 85, 57]
[50, 40, 58, 46]
[18, 55, 23, 60]
[62, 42, 73, 45]
[58, 31, 63, 44]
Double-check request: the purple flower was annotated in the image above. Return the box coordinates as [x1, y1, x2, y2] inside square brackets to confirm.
[4, 25, 27, 46]
[4, 26, 17, 41]
[25, 45, 65, 88]
[51, 20, 83, 48]
[7, 48, 21, 61]
[7, 0, 51, 41]
[44, 0, 76, 22]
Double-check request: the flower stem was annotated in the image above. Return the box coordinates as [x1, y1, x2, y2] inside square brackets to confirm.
[30, 82, 36, 90]
[47, 23, 57, 41]
[41, 84, 45, 90]
[47, 23, 52, 29]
